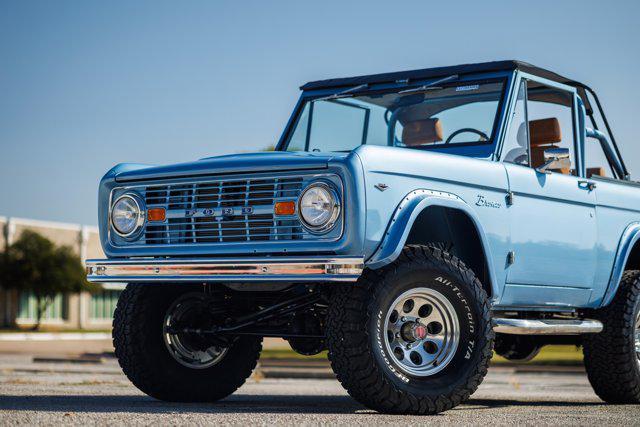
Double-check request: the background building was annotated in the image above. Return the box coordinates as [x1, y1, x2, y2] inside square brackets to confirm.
[0, 216, 121, 330]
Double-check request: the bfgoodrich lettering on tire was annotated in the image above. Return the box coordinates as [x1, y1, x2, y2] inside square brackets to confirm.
[326, 244, 494, 415]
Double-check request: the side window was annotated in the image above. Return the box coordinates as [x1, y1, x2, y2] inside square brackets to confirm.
[526, 82, 576, 175]
[502, 81, 529, 165]
[585, 138, 615, 178]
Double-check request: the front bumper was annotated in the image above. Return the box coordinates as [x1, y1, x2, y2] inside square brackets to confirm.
[85, 256, 364, 283]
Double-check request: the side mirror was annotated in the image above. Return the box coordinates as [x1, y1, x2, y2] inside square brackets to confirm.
[536, 147, 570, 174]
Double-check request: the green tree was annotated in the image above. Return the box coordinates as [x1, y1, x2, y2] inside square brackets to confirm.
[0, 230, 97, 330]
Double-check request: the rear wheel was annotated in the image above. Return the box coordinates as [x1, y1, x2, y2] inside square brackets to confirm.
[583, 270, 640, 403]
[326, 245, 493, 415]
[113, 285, 262, 402]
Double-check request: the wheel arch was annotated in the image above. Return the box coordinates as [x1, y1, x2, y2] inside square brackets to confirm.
[366, 189, 498, 299]
[601, 222, 640, 307]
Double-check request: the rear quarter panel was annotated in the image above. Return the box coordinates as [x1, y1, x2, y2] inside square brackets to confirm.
[590, 177, 640, 306]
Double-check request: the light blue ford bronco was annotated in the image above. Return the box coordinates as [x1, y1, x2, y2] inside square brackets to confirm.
[87, 61, 640, 414]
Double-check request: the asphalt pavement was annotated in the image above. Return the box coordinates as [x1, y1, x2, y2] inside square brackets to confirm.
[1, 354, 639, 425]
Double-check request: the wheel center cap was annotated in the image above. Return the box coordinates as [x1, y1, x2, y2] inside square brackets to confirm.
[413, 324, 427, 340]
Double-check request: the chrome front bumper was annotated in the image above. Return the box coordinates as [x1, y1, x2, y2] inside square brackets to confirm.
[86, 256, 364, 283]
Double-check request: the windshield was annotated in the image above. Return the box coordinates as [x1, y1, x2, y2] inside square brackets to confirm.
[282, 80, 505, 155]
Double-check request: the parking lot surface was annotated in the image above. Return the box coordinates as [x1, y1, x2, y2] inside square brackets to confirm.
[0, 355, 638, 425]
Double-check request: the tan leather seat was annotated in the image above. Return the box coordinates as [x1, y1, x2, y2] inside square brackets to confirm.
[529, 118, 571, 175]
[402, 118, 443, 146]
[587, 167, 605, 178]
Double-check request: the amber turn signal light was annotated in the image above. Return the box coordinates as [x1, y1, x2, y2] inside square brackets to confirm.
[274, 201, 296, 216]
[147, 208, 166, 222]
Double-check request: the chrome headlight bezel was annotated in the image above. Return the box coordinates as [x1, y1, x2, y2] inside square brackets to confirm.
[110, 193, 146, 239]
[297, 182, 341, 234]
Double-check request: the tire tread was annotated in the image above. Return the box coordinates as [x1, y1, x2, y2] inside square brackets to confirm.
[327, 244, 493, 415]
[113, 285, 262, 402]
[583, 270, 640, 403]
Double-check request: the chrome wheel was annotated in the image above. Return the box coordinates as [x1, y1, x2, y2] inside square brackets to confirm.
[383, 287, 460, 377]
[163, 293, 228, 369]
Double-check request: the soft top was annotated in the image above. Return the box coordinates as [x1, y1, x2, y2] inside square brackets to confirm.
[300, 60, 628, 177]
[301, 60, 592, 114]
[301, 60, 586, 91]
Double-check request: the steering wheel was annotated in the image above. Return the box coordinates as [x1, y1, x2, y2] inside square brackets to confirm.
[444, 128, 489, 144]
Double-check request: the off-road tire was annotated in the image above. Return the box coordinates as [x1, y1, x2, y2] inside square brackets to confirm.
[113, 284, 262, 402]
[583, 270, 640, 403]
[326, 244, 494, 415]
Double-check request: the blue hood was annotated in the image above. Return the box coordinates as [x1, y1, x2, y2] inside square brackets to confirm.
[114, 151, 344, 182]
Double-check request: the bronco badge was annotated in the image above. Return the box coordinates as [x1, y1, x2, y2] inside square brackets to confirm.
[475, 195, 501, 209]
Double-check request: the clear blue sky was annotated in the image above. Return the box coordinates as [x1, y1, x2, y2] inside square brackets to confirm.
[1, 0, 638, 226]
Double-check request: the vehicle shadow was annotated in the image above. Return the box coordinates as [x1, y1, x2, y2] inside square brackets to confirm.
[0, 394, 609, 415]
[460, 398, 606, 411]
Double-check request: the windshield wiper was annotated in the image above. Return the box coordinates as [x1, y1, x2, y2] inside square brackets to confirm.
[315, 83, 369, 102]
[398, 74, 459, 95]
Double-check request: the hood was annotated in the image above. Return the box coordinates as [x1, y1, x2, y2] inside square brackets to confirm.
[114, 151, 346, 182]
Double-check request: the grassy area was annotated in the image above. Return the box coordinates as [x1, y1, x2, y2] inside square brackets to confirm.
[261, 345, 584, 366]
[492, 345, 583, 366]
[261, 349, 329, 360]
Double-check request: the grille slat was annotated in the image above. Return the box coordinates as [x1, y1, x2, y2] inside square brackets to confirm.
[145, 224, 304, 235]
[146, 218, 297, 227]
[144, 232, 306, 242]
[145, 195, 282, 207]
[140, 176, 306, 245]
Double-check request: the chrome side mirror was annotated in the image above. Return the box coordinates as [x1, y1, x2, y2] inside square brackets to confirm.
[536, 147, 570, 174]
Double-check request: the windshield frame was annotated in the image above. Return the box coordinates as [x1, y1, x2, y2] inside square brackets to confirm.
[277, 73, 511, 155]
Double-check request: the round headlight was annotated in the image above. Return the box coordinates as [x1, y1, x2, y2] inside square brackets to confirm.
[110, 194, 144, 237]
[298, 183, 340, 232]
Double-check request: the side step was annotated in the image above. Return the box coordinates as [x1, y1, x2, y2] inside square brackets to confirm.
[493, 318, 603, 335]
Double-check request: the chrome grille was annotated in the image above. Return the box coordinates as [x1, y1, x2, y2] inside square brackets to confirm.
[141, 176, 305, 245]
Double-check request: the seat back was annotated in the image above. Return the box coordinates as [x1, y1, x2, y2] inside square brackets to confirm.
[402, 118, 443, 146]
[529, 118, 570, 174]
[587, 167, 606, 178]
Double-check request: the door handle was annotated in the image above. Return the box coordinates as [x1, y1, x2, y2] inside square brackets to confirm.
[578, 180, 597, 191]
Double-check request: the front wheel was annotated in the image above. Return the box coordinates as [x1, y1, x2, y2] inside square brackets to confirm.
[327, 245, 494, 415]
[113, 285, 262, 402]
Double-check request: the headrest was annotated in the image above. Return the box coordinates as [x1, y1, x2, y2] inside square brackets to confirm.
[530, 118, 561, 147]
[402, 118, 443, 146]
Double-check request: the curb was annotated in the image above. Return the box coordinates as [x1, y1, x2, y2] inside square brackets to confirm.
[259, 367, 335, 380]
[24, 356, 585, 380]
[32, 356, 106, 365]
[255, 365, 586, 380]
[0, 332, 111, 342]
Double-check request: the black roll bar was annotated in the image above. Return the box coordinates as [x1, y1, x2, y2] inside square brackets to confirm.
[581, 85, 630, 180]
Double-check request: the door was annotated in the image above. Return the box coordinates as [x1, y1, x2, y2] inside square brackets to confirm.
[499, 78, 597, 307]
